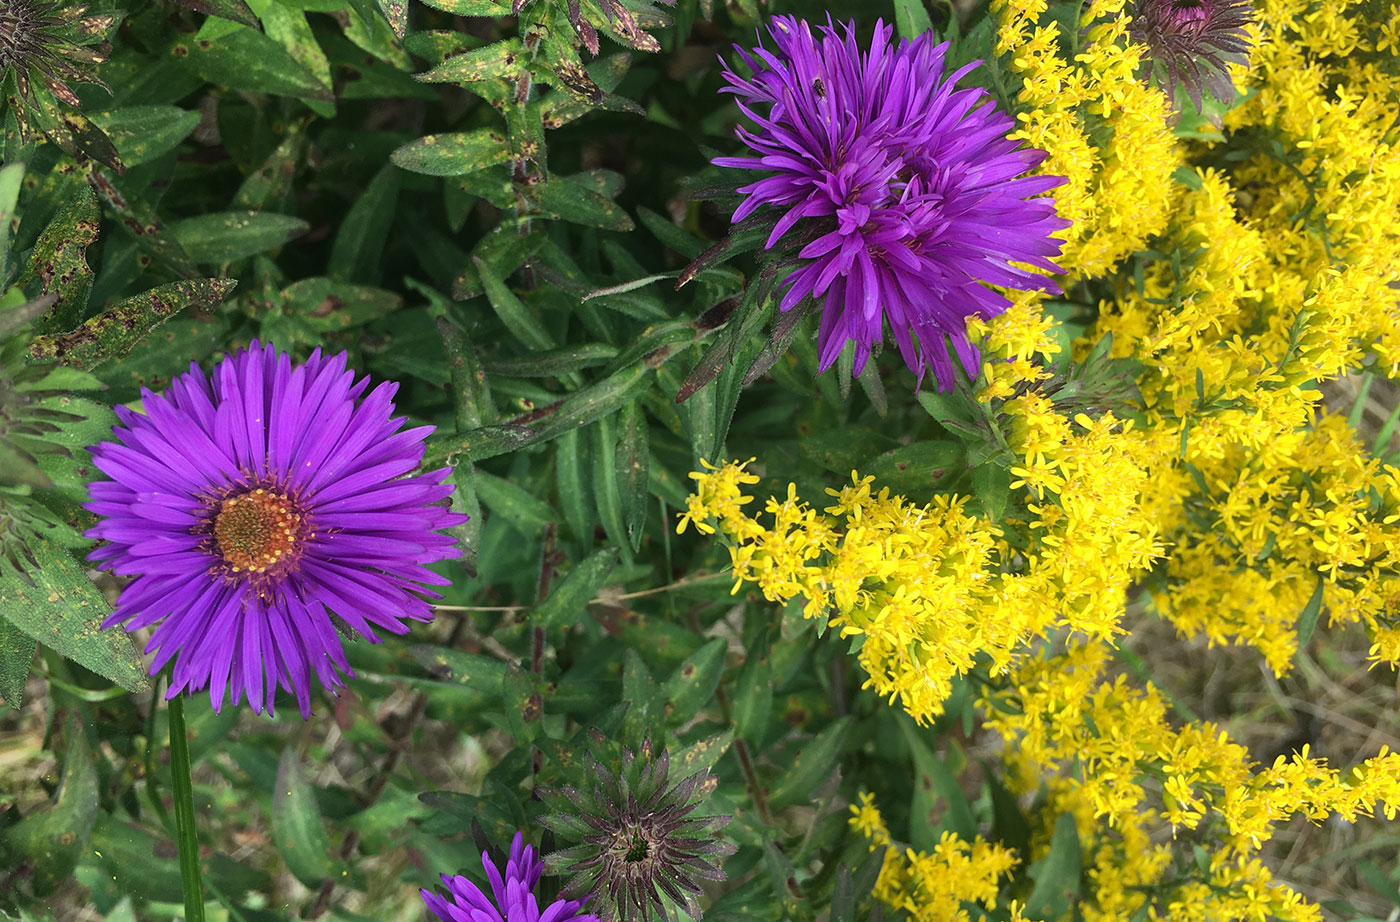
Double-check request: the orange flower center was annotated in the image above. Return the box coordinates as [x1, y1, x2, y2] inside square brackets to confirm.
[213, 489, 302, 573]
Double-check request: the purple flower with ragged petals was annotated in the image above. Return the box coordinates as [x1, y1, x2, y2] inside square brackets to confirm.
[1128, 0, 1254, 112]
[421, 831, 600, 922]
[84, 341, 466, 717]
[714, 16, 1071, 391]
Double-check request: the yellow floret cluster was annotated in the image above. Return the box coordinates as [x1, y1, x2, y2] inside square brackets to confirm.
[685, 0, 1400, 917]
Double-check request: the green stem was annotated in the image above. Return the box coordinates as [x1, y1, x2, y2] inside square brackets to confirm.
[166, 693, 207, 922]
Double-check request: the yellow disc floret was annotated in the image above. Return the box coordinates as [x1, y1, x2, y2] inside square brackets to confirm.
[213, 488, 303, 574]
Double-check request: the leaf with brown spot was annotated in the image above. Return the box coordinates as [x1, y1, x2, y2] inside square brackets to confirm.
[29, 278, 238, 370]
[21, 184, 99, 334]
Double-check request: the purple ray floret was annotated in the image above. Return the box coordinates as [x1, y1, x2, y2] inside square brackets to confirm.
[422, 831, 601, 922]
[715, 16, 1071, 390]
[85, 341, 467, 717]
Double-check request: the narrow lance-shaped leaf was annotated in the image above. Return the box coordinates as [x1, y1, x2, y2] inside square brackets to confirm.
[532, 547, 620, 630]
[616, 401, 649, 552]
[170, 212, 309, 264]
[390, 129, 512, 177]
[272, 748, 337, 888]
[29, 278, 239, 370]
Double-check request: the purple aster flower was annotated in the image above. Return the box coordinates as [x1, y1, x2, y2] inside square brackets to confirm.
[421, 831, 601, 922]
[1128, 0, 1254, 111]
[713, 17, 1070, 391]
[85, 341, 466, 717]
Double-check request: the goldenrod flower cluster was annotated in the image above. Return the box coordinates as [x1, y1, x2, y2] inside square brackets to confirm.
[678, 444, 1158, 723]
[682, 0, 1400, 916]
[848, 794, 1018, 922]
[992, 0, 1181, 279]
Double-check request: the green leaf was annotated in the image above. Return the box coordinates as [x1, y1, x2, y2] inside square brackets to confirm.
[2, 719, 99, 894]
[170, 212, 309, 264]
[21, 184, 99, 333]
[616, 402, 649, 552]
[899, 719, 974, 847]
[0, 534, 150, 693]
[417, 0, 508, 11]
[421, 424, 537, 469]
[390, 129, 512, 177]
[863, 441, 965, 500]
[415, 38, 525, 84]
[593, 414, 628, 553]
[0, 161, 25, 273]
[481, 343, 619, 378]
[661, 637, 726, 725]
[475, 470, 557, 539]
[233, 124, 307, 212]
[1025, 813, 1082, 919]
[272, 748, 337, 888]
[0, 618, 35, 711]
[409, 645, 508, 692]
[556, 428, 593, 543]
[621, 648, 658, 744]
[474, 256, 555, 350]
[528, 363, 653, 443]
[732, 650, 772, 745]
[179, 0, 260, 27]
[527, 175, 634, 231]
[971, 462, 1011, 519]
[533, 547, 620, 630]
[88, 107, 201, 168]
[769, 717, 852, 809]
[1359, 861, 1400, 907]
[452, 225, 545, 300]
[176, 28, 335, 101]
[1296, 575, 1326, 650]
[29, 279, 239, 370]
[892, 0, 934, 38]
[329, 165, 400, 283]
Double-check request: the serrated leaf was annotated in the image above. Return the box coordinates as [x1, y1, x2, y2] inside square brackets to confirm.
[533, 547, 619, 630]
[390, 129, 512, 177]
[661, 637, 726, 724]
[0, 618, 35, 711]
[170, 212, 308, 264]
[273, 748, 337, 888]
[769, 717, 852, 809]
[0, 535, 149, 693]
[30, 279, 239, 370]
[88, 107, 201, 168]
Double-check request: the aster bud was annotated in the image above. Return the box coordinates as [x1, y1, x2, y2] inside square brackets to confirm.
[537, 737, 735, 922]
[1128, 0, 1255, 113]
